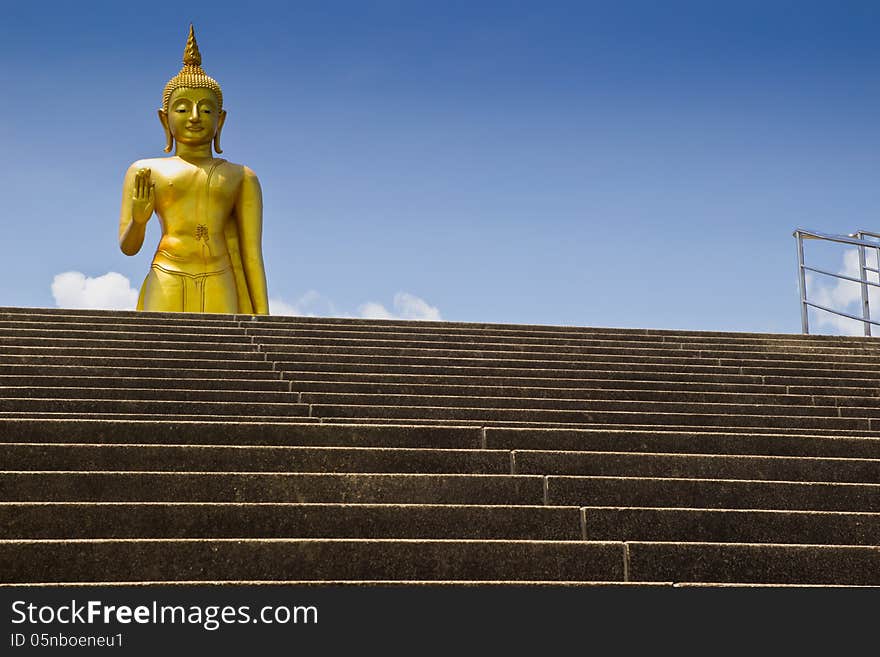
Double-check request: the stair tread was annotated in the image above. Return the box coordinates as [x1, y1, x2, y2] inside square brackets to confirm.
[3, 306, 880, 586]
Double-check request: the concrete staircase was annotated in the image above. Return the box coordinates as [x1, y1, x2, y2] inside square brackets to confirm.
[1, 306, 880, 586]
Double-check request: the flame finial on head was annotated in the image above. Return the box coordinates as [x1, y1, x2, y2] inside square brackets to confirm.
[182, 24, 202, 67]
[162, 24, 223, 111]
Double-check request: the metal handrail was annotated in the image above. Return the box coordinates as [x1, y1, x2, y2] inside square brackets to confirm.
[793, 228, 880, 335]
[801, 265, 880, 289]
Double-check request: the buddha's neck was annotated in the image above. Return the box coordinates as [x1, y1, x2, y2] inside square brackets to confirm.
[174, 143, 214, 163]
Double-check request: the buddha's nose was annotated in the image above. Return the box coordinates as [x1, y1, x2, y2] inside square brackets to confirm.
[189, 106, 200, 122]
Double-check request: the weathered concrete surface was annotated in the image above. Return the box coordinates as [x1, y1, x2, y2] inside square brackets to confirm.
[0, 503, 582, 540]
[0, 539, 626, 583]
[2, 306, 880, 585]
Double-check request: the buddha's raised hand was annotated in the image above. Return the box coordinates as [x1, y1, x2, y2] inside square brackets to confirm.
[131, 168, 155, 225]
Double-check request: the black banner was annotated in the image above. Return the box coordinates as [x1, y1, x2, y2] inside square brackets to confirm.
[0, 584, 873, 654]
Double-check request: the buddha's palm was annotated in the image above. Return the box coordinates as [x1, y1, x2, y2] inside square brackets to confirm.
[131, 168, 155, 225]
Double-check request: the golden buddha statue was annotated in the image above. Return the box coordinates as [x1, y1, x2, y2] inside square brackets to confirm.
[118, 25, 269, 314]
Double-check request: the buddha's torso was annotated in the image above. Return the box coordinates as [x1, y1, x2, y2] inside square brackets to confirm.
[138, 155, 245, 275]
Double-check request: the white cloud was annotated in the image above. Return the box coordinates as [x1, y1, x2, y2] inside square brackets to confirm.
[50, 273, 443, 322]
[806, 247, 880, 335]
[267, 298, 299, 317]
[389, 292, 443, 321]
[358, 301, 395, 320]
[269, 290, 341, 317]
[273, 291, 442, 321]
[51, 271, 139, 310]
[357, 293, 442, 321]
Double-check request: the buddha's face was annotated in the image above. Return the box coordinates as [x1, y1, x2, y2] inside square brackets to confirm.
[166, 87, 223, 145]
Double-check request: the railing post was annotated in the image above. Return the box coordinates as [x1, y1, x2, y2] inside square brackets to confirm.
[796, 231, 809, 334]
[857, 235, 872, 336]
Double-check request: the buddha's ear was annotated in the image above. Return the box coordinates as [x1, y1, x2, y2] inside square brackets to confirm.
[214, 109, 227, 154]
[158, 109, 173, 153]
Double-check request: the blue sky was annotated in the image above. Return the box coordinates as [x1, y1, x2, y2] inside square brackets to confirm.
[2, 0, 880, 333]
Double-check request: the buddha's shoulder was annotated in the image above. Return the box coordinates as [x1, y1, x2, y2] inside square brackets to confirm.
[220, 162, 261, 192]
[124, 157, 177, 175]
[123, 157, 259, 181]
[126, 157, 169, 168]
[220, 160, 259, 179]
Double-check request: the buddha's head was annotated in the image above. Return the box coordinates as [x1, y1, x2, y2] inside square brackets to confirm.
[158, 25, 227, 154]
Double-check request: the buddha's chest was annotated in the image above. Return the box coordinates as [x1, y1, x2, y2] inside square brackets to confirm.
[154, 162, 240, 212]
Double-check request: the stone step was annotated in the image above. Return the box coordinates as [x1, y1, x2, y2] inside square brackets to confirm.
[0, 331, 251, 346]
[0, 502, 580, 540]
[2, 386, 297, 403]
[261, 342, 880, 365]
[0, 472, 544, 504]
[284, 369, 769, 387]
[9, 442, 877, 483]
[300, 392, 854, 418]
[19, 416, 869, 450]
[11, 343, 880, 381]
[244, 322, 751, 343]
[4, 305, 880, 588]
[0, 364, 282, 380]
[29, 379, 874, 413]
[0, 578, 655, 586]
[266, 352, 742, 378]
[0, 375, 291, 392]
[513, 450, 880, 483]
[11, 397, 875, 428]
[0, 345, 260, 360]
[0, 412, 320, 423]
[243, 312, 874, 341]
[310, 403, 872, 430]
[281, 370, 880, 399]
[583, 507, 880, 545]
[288, 378, 828, 401]
[263, 334, 880, 355]
[2, 536, 876, 585]
[245, 327, 880, 352]
[280, 367, 880, 392]
[320, 416, 880, 438]
[306, 380, 880, 408]
[0, 398, 309, 417]
[263, 347, 876, 376]
[0, 307, 782, 332]
[0, 444, 510, 474]
[10, 502, 880, 546]
[0, 538, 624, 583]
[546, 476, 880, 511]
[315, 416, 719, 430]
[0, 308, 241, 328]
[5, 306, 880, 348]
[626, 542, 880, 585]
[288, 376, 793, 396]
[7, 470, 880, 511]
[0, 355, 272, 370]
[484, 427, 880, 457]
[273, 358, 880, 381]
[0, 319, 245, 332]
[292, 373, 880, 405]
[0, 420, 480, 448]
[12, 336, 879, 368]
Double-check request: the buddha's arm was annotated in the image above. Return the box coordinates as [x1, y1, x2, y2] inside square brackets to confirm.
[119, 164, 154, 256]
[235, 167, 270, 314]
